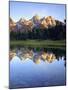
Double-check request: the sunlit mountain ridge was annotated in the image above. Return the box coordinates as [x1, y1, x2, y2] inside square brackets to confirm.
[9, 15, 65, 32]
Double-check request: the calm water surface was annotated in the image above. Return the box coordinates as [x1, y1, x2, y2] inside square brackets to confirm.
[9, 47, 66, 89]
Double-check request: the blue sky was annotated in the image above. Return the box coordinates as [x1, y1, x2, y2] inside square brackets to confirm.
[10, 1, 66, 22]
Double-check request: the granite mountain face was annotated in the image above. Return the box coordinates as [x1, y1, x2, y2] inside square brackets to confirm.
[9, 15, 65, 32]
[9, 17, 16, 31]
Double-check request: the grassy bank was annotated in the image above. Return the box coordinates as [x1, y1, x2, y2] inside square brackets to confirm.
[10, 40, 66, 49]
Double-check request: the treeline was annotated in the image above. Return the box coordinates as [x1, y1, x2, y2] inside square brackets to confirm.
[10, 23, 66, 40]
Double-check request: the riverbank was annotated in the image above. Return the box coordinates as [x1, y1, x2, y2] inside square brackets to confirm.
[10, 40, 66, 49]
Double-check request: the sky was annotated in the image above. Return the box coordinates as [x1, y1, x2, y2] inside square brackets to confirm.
[9, 1, 66, 22]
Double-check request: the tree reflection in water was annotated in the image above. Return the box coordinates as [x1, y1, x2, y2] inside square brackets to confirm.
[9, 47, 66, 66]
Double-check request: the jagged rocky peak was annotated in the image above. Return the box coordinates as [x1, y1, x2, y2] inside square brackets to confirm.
[9, 17, 15, 24]
[40, 16, 56, 29]
[45, 16, 56, 26]
[18, 17, 32, 24]
[33, 14, 40, 20]
[9, 17, 16, 31]
[18, 18, 27, 24]
[9, 15, 64, 31]
[31, 14, 41, 24]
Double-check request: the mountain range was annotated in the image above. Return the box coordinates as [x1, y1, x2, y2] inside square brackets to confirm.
[9, 15, 65, 32]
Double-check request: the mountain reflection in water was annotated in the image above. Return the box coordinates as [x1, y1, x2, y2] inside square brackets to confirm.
[9, 47, 66, 66]
[9, 47, 66, 89]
